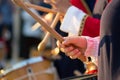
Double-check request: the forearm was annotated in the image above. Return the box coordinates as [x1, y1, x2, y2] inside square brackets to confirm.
[60, 6, 100, 37]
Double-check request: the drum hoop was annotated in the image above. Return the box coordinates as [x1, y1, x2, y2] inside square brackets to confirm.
[12, 63, 55, 80]
[61, 74, 97, 80]
[3, 57, 43, 75]
[27, 57, 43, 64]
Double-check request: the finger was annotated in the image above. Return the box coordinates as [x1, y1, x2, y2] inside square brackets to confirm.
[56, 40, 63, 48]
[64, 46, 74, 53]
[63, 37, 78, 46]
[60, 48, 65, 52]
[71, 52, 82, 59]
[66, 48, 79, 57]
[56, 40, 60, 48]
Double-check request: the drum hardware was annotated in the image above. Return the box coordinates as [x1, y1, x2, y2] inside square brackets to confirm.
[73, 70, 82, 76]
[84, 57, 98, 75]
[84, 62, 98, 74]
[27, 67, 36, 80]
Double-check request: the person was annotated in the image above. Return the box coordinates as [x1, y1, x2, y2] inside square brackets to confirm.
[0, 36, 7, 69]
[43, 0, 96, 79]
[60, 0, 111, 67]
[19, 1, 52, 59]
[0, 0, 14, 60]
[57, 36, 99, 65]
[61, 0, 111, 37]
[57, 0, 120, 79]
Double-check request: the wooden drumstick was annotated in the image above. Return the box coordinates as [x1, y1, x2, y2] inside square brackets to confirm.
[12, 0, 87, 62]
[12, 0, 63, 41]
[25, 3, 64, 15]
[25, 3, 64, 30]
[38, 12, 61, 52]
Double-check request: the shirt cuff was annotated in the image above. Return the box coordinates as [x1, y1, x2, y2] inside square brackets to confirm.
[60, 6, 86, 36]
[83, 36, 100, 57]
[83, 36, 99, 66]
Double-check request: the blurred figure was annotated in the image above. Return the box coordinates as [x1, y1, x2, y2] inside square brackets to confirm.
[0, 38, 7, 69]
[19, 0, 52, 59]
[43, 0, 91, 79]
[20, 9, 43, 59]
[0, 0, 14, 60]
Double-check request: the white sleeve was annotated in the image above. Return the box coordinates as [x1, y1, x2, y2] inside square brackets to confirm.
[60, 6, 86, 36]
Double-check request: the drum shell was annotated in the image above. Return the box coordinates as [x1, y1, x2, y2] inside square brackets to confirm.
[1, 58, 55, 80]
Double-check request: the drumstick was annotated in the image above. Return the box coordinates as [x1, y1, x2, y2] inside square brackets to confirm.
[12, 0, 63, 41]
[25, 3, 64, 15]
[12, 0, 87, 62]
[25, 3, 64, 30]
[32, 22, 41, 31]
[38, 12, 61, 52]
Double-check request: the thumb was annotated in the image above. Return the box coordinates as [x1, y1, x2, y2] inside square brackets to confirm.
[62, 36, 78, 46]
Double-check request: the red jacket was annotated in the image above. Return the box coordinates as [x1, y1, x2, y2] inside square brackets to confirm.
[70, 0, 100, 37]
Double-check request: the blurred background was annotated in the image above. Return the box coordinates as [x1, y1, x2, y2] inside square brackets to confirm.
[0, 0, 97, 80]
[0, 0, 44, 68]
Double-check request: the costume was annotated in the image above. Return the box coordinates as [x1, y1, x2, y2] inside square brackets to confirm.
[54, 21, 86, 79]
[99, 0, 120, 80]
[60, 0, 111, 37]
[59, 0, 111, 77]
[61, 0, 120, 80]
[54, 0, 96, 79]
[70, 0, 94, 16]
[60, 6, 100, 37]
[60, 0, 110, 63]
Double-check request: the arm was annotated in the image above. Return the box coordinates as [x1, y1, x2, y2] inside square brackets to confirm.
[57, 36, 99, 59]
[60, 6, 100, 37]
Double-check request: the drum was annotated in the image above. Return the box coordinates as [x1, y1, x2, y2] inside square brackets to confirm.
[0, 57, 56, 80]
[62, 74, 97, 80]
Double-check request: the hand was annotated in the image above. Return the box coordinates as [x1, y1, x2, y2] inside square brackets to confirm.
[57, 36, 87, 59]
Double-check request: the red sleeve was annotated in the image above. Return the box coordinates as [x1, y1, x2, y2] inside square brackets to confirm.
[70, 0, 100, 37]
[82, 16, 100, 37]
[70, 0, 89, 14]
[108, 0, 111, 2]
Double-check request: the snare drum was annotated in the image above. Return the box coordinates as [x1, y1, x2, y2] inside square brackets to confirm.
[1, 57, 56, 80]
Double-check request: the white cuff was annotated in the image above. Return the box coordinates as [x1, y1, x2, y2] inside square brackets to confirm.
[60, 6, 86, 36]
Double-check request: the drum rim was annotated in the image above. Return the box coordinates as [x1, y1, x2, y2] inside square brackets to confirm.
[61, 74, 97, 80]
[2, 57, 43, 75]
